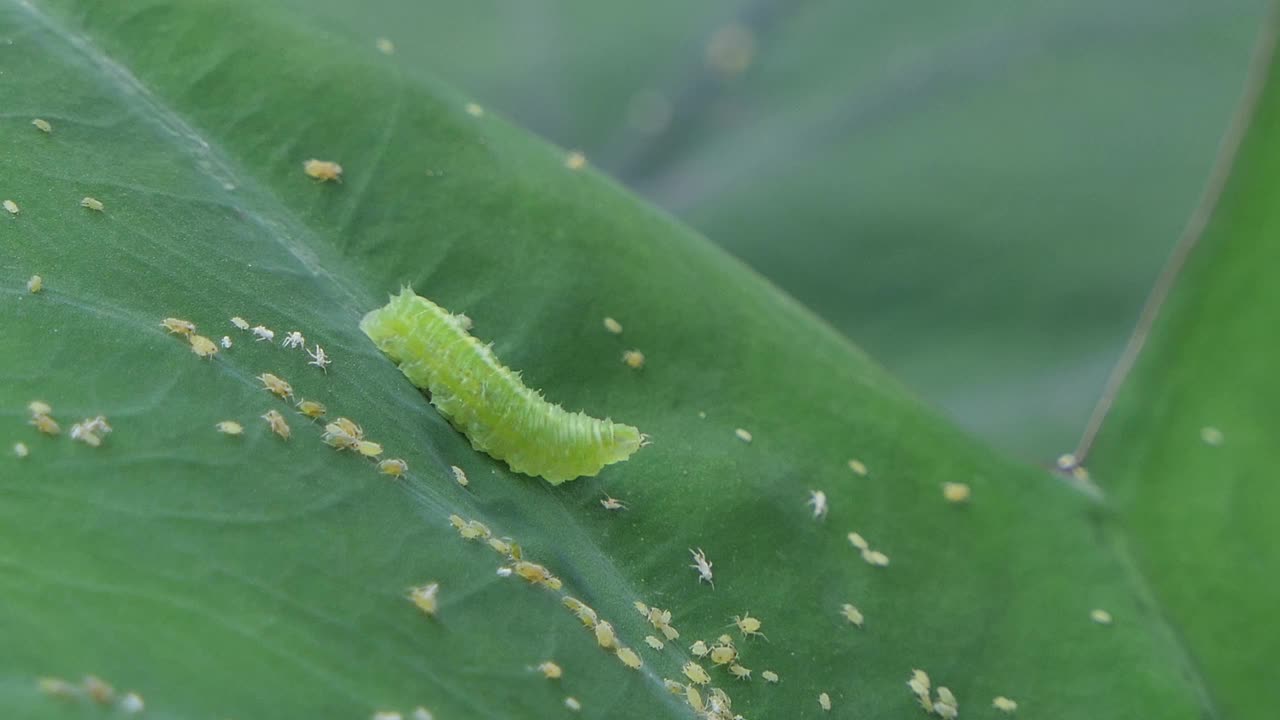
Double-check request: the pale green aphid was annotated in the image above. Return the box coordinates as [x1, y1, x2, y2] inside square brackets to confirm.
[360, 289, 645, 484]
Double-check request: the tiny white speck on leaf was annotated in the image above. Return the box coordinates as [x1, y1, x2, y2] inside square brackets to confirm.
[565, 150, 587, 170]
[80, 196, 104, 211]
[1090, 608, 1113, 625]
[375, 37, 395, 54]
[1200, 426, 1224, 446]
[603, 317, 623, 334]
[735, 428, 752, 443]
[32, 118, 52, 133]
[3, 199, 18, 215]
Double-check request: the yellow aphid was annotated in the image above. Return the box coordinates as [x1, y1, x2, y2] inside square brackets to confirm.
[647, 607, 672, 627]
[935, 704, 959, 719]
[761, 669, 779, 683]
[448, 514, 466, 529]
[542, 575, 563, 590]
[460, 520, 492, 540]
[296, 399, 327, 418]
[356, 440, 384, 458]
[464, 102, 485, 117]
[37, 677, 76, 697]
[732, 612, 764, 639]
[216, 420, 244, 436]
[616, 646, 643, 670]
[334, 417, 363, 439]
[563, 697, 581, 712]
[303, 158, 343, 182]
[689, 547, 714, 587]
[563, 596, 599, 627]
[600, 495, 627, 510]
[937, 687, 957, 707]
[28, 400, 52, 416]
[603, 317, 623, 334]
[375, 36, 395, 54]
[261, 409, 290, 439]
[622, 349, 645, 369]
[908, 669, 931, 697]
[4, 199, 18, 215]
[257, 373, 293, 398]
[689, 640, 709, 657]
[538, 661, 562, 679]
[514, 560, 552, 584]
[80, 196, 104, 211]
[943, 482, 971, 503]
[30, 414, 60, 435]
[160, 317, 196, 335]
[863, 548, 890, 567]
[378, 458, 408, 477]
[1201, 426, 1225, 446]
[408, 582, 439, 616]
[634, 600, 650, 616]
[32, 118, 52, 133]
[594, 620, 617, 649]
[1091, 608, 1113, 625]
[662, 679, 685, 696]
[682, 661, 710, 686]
[685, 685, 704, 712]
[565, 150, 587, 170]
[993, 696, 1018, 712]
[841, 603, 864, 627]
[734, 428, 752, 443]
[451, 465, 469, 487]
[83, 675, 114, 704]
[27, 274, 43, 293]
[729, 663, 751, 680]
[808, 489, 828, 519]
[230, 316, 251, 330]
[487, 537, 512, 555]
[716, 634, 734, 647]
[848, 531, 868, 550]
[819, 692, 832, 711]
[14, 442, 29, 458]
[709, 644, 736, 666]
[848, 458, 868, 475]
[645, 635, 664, 650]
[189, 334, 219, 358]
[660, 624, 680, 641]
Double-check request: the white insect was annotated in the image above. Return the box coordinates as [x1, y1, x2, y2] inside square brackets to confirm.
[689, 547, 714, 588]
[251, 325, 275, 342]
[307, 344, 331, 371]
[120, 692, 145, 713]
[220, 336, 233, 349]
[3, 199, 18, 215]
[807, 490, 828, 519]
[282, 330, 305, 349]
[230, 316, 251, 330]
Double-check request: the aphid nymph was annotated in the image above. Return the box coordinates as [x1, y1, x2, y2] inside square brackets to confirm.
[689, 547, 714, 587]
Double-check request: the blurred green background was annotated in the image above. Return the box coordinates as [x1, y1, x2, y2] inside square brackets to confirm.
[289, 0, 1268, 459]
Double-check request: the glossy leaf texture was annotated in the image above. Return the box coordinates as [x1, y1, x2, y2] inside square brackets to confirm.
[1088, 11, 1280, 718]
[285, 0, 1270, 457]
[0, 1, 1213, 719]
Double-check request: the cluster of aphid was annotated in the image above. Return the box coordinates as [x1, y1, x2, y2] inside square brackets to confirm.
[661, 612, 783, 719]
[228, 316, 331, 371]
[847, 531, 890, 567]
[22, 400, 112, 451]
[161, 317, 219, 359]
[38, 674, 144, 714]
[907, 669, 961, 718]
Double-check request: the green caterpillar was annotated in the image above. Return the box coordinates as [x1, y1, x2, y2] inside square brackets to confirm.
[360, 289, 645, 484]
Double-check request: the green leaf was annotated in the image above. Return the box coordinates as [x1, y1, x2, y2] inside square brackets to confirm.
[0, 1, 1218, 719]
[1087, 14, 1280, 719]
[283, 0, 1271, 456]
